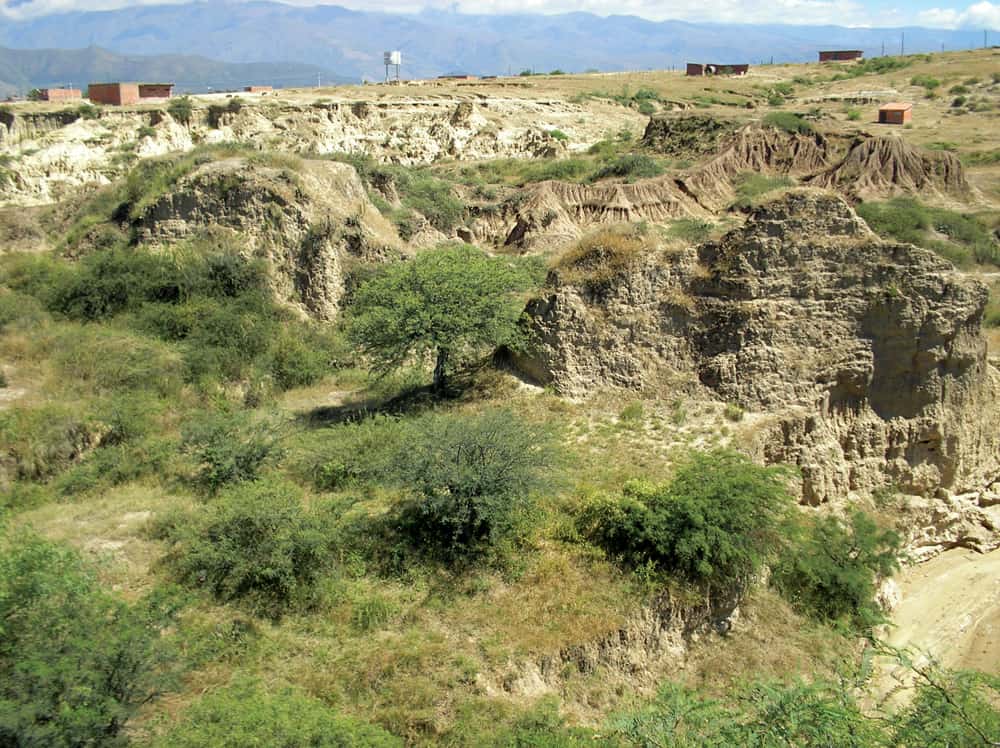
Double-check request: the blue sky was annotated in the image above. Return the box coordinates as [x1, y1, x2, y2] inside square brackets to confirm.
[2, 0, 999, 29]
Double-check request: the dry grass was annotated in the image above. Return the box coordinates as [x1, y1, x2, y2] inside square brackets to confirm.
[553, 225, 649, 288]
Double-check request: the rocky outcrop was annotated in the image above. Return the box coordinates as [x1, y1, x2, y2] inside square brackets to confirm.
[0, 95, 620, 206]
[472, 177, 707, 252]
[135, 157, 402, 320]
[641, 113, 739, 158]
[809, 134, 971, 201]
[520, 191, 1000, 521]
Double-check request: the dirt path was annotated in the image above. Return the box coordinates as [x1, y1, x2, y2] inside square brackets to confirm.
[886, 548, 1000, 676]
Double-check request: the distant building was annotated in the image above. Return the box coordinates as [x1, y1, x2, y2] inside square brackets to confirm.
[878, 102, 913, 125]
[38, 88, 82, 102]
[138, 83, 174, 100]
[88, 83, 140, 105]
[686, 63, 749, 76]
[819, 50, 864, 62]
[244, 85, 273, 93]
[87, 82, 173, 106]
[437, 74, 478, 80]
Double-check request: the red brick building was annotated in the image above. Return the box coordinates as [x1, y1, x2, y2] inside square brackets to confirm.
[87, 83, 140, 105]
[87, 82, 174, 105]
[138, 83, 174, 100]
[38, 88, 81, 102]
[245, 85, 273, 93]
[819, 50, 864, 62]
[878, 102, 913, 125]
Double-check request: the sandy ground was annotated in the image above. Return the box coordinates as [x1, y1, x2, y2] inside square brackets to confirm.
[887, 547, 1000, 676]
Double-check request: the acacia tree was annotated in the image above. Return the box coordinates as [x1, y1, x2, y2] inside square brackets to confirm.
[345, 244, 538, 393]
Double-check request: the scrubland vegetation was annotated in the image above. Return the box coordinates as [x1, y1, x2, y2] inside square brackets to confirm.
[2, 212, 997, 745]
[3, 49, 1000, 745]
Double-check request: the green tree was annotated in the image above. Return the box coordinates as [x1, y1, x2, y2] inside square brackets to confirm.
[0, 532, 173, 746]
[579, 450, 793, 594]
[771, 510, 900, 630]
[891, 665, 1000, 747]
[345, 244, 538, 393]
[156, 680, 401, 747]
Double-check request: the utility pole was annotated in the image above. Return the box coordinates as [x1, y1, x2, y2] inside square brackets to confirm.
[881, 41, 885, 56]
[317, 72, 321, 88]
[901, 31, 904, 56]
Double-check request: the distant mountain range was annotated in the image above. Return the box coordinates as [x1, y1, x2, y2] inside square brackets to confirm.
[0, 1, 993, 84]
[0, 44, 346, 97]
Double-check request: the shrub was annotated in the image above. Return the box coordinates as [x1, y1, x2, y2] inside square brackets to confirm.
[771, 511, 900, 629]
[519, 158, 590, 184]
[555, 226, 647, 291]
[156, 681, 401, 747]
[161, 479, 330, 617]
[399, 174, 464, 233]
[77, 103, 100, 120]
[0, 403, 98, 482]
[207, 98, 244, 128]
[391, 410, 558, 563]
[548, 129, 569, 141]
[846, 108, 862, 121]
[138, 124, 157, 139]
[612, 679, 883, 746]
[589, 154, 664, 181]
[762, 111, 814, 134]
[167, 95, 194, 125]
[666, 218, 713, 244]
[578, 450, 793, 592]
[181, 409, 284, 493]
[308, 415, 408, 491]
[723, 403, 744, 422]
[911, 74, 941, 90]
[0, 532, 173, 746]
[732, 172, 793, 210]
[892, 667, 1000, 747]
[949, 84, 971, 95]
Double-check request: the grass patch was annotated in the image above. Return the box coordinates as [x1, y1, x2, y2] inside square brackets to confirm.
[554, 225, 649, 290]
[857, 197, 999, 266]
[732, 172, 793, 210]
[762, 111, 814, 134]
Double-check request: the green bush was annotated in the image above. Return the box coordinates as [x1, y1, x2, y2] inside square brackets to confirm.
[167, 96, 194, 125]
[156, 680, 401, 747]
[181, 409, 284, 494]
[589, 154, 664, 181]
[911, 74, 941, 90]
[391, 410, 558, 563]
[666, 218, 714, 243]
[612, 679, 883, 746]
[161, 479, 330, 617]
[857, 198, 999, 266]
[762, 111, 814, 134]
[0, 403, 98, 483]
[771, 511, 900, 629]
[519, 158, 591, 184]
[732, 172, 793, 210]
[846, 108, 862, 121]
[0, 532, 173, 746]
[308, 415, 408, 491]
[579, 450, 793, 592]
[892, 667, 1000, 747]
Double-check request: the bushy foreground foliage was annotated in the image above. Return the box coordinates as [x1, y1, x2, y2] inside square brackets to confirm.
[159, 479, 330, 617]
[611, 669, 1000, 748]
[772, 511, 901, 630]
[579, 450, 794, 593]
[0, 532, 174, 746]
[155, 681, 401, 747]
[346, 244, 541, 392]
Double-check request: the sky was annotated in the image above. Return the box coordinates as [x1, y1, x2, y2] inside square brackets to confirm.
[1, 0, 999, 29]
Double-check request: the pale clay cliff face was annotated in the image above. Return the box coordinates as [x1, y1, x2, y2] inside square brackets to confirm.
[520, 192, 1000, 555]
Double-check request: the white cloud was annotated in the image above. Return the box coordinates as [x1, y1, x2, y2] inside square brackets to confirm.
[0, 0, 993, 29]
[918, 1, 1000, 29]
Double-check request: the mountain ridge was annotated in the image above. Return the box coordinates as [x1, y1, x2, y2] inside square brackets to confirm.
[0, 1, 992, 80]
